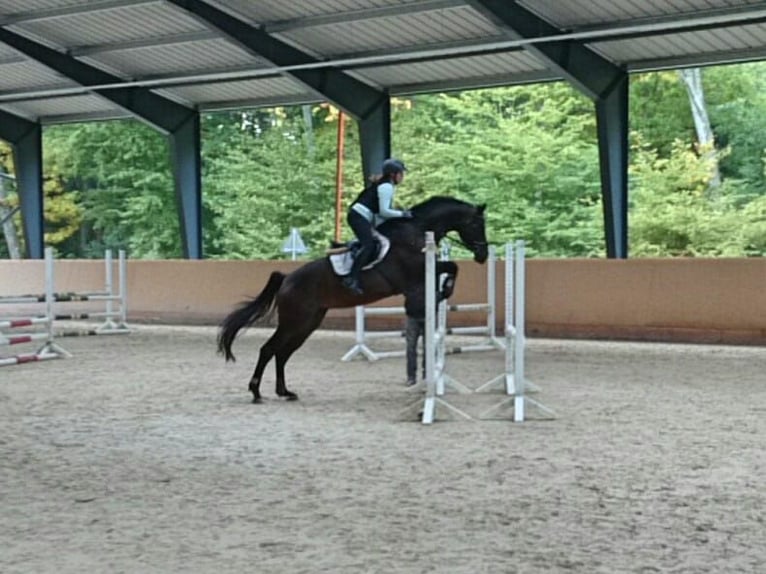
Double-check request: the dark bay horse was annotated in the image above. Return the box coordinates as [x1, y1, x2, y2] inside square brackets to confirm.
[217, 196, 488, 402]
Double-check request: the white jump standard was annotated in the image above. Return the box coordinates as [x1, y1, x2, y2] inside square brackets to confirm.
[0, 251, 71, 366]
[0, 247, 129, 367]
[401, 232, 472, 424]
[52, 248, 130, 336]
[478, 240, 554, 422]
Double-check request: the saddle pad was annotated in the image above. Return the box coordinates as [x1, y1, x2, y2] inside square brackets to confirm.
[329, 232, 391, 276]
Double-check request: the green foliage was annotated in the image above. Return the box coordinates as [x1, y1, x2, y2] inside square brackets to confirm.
[44, 121, 178, 258]
[395, 84, 604, 257]
[202, 107, 361, 259]
[630, 139, 758, 256]
[705, 64, 766, 189]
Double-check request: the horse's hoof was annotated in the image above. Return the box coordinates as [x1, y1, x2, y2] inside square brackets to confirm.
[279, 391, 299, 401]
[251, 394, 262, 404]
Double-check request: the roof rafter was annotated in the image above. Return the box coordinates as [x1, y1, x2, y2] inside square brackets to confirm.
[0, 25, 194, 133]
[164, 0, 386, 120]
[467, 0, 624, 100]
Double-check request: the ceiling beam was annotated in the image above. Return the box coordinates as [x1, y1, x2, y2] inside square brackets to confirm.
[164, 0, 387, 121]
[467, 0, 624, 100]
[627, 46, 766, 73]
[0, 26, 194, 134]
[70, 30, 220, 57]
[0, 106, 38, 141]
[390, 69, 557, 96]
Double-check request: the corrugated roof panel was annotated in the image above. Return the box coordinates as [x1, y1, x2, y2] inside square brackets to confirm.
[591, 22, 766, 63]
[10, 2, 205, 48]
[0, 0, 87, 13]
[591, 24, 766, 64]
[166, 76, 311, 105]
[5, 94, 119, 118]
[519, 0, 762, 28]
[355, 50, 547, 86]
[0, 43, 20, 59]
[208, 0, 420, 24]
[82, 39, 266, 78]
[0, 60, 75, 90]
[277, 6, 498, 56]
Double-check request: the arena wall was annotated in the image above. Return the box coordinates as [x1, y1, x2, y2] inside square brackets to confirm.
[1, 257, 764, 344]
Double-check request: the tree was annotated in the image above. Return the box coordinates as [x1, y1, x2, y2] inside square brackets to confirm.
[678, 68, 721, 191]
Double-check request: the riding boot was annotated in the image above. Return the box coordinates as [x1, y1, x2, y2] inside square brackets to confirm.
[343, 244, 372, 295]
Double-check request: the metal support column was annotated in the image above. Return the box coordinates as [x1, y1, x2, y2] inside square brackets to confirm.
[169, 112, 202, 259]
[596, 75, 629, 259]
[359, 96, 391, 181]
[468, 0, 631, 257]
[0, 110, 44, 258]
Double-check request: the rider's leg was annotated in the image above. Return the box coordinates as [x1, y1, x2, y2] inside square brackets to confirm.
[343, 211, 375, 294]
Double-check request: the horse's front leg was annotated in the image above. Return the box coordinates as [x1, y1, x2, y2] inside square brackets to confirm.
[436, 261, 458, 301]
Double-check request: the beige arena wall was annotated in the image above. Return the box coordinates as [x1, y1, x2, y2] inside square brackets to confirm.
[1, 257, 765, 344]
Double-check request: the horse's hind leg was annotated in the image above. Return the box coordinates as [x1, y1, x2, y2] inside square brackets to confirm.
[274, 309, 327, 400]
[248, 327, 290, 403]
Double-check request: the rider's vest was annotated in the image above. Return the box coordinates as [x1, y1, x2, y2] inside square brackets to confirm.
[351, 183, 380, 218]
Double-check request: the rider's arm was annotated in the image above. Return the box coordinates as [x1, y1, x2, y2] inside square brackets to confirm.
[377, 183, 406, 219]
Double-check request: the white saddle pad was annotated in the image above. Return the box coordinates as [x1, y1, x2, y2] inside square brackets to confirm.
[329, 233, 391, 276]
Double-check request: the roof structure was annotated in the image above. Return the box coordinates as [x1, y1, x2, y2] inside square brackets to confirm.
[1, 0, 766, 124]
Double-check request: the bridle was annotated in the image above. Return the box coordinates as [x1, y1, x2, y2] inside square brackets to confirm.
[445, 214, 488, 254]
[445, 233, 488, 253]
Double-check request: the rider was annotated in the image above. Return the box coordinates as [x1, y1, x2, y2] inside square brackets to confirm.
[343, 158, 411, 295]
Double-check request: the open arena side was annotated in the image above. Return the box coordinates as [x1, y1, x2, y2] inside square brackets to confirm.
[1, 325, 764, 574]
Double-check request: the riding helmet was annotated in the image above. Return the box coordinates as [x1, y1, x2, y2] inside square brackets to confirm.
[382, 158, 407, 176]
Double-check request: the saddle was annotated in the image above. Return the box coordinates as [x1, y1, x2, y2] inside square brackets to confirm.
[327, 231, 391, 277]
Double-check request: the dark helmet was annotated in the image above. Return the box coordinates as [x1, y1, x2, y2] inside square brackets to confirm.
[382, 158, 407, 176]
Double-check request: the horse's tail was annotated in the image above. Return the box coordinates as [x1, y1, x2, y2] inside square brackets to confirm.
[217, 271, 286, 362]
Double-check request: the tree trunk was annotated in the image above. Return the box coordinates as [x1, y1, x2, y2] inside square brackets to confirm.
[678, 68, 721, 192]
[302, 105, 315, 158]
[0, 171, 22, 259]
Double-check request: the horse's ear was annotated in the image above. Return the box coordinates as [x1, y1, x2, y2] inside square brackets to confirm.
[477, 203, 486, 215]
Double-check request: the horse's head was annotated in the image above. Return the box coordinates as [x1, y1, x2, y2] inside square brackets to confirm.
[456, 203, 488, 263]
[409, 197, 489, 264]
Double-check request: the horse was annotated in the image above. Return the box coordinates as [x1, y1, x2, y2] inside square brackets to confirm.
[217, 196, 489, 403]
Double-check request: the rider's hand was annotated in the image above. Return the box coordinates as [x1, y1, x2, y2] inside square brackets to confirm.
[401, 210, 414, 218]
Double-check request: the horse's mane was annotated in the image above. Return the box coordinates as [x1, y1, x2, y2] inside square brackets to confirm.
[376, 196, 474, 236]
[409, 195, 472, 217]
